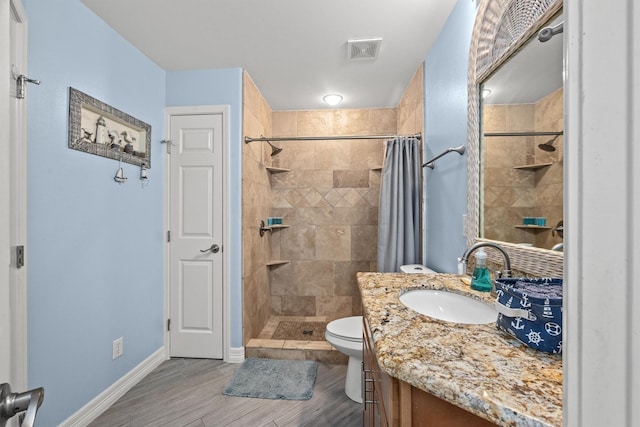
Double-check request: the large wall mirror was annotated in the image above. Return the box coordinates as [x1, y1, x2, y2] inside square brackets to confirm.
[467, 0, 564, 277]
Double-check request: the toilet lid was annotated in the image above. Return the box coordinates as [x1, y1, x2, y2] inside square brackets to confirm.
[326, 316, 362, 342]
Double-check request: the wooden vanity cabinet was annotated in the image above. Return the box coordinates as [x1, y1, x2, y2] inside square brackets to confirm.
[363, 315, 399, 426]
[362, 318, 497, 427]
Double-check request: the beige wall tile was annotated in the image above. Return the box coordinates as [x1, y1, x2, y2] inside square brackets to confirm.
[505, 103, 535, 132]
[242, 71, 274, 345]
[333, 170, 370, 188]
[281, 296, 317, 316]
[483, 105, 507, 133]
[333, 109, 370, 135]
[397, 63, 424, 135]
[297, 110, 333, 136]
[369, 108, 397, 135]
[334, 261, 371, 296]
[314, 140, 351, 170]
[351, 225, 377, 261]
[272, 111, 297, 136]
[269, 262, 296, 296]
[316, 296, 354, 321]
[280, 226, 316, 260]
[315, 226, 351, 261]
[349, 140, 384, 169]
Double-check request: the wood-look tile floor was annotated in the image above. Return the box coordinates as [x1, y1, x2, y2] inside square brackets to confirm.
[89, 358, 362, 427]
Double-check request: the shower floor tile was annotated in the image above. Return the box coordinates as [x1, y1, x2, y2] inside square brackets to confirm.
[246, 316, 347, 364]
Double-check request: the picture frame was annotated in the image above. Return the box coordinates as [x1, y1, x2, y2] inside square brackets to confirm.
[68, 87, 151, 167]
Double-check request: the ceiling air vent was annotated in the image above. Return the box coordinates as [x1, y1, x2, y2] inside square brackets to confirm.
[347, 38, 382, 60]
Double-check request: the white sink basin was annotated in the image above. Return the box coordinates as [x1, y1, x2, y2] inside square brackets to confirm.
[399, 289, 496, 324]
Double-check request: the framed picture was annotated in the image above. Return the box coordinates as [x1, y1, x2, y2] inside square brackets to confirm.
[68, 87, 151, 167]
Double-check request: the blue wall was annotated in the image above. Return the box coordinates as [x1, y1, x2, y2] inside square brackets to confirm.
[423, 0, 477, 273]
[24, 0, 166, 425]
[21, 0, 473, 423]
[165, 69, 244, 348]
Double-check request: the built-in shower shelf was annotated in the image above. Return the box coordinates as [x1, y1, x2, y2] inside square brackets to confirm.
[259, 220, 290, 236]
[514, 225, 552, 231]
[269, 224, 290, 230]
[371, 166, 383, 171]
[513, 162, 553, 171]
[265, 166, 291, 173]
[266, 260, 290, 267]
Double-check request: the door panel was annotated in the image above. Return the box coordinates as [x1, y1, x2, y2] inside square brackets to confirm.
[169, 114, 224, 359]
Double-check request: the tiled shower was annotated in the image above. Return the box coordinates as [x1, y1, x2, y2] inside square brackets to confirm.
[242, 65, 425, 360]
[482, 88, 563, 249]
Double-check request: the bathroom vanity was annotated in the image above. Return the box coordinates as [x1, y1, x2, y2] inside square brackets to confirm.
[358, 273, 562, 427]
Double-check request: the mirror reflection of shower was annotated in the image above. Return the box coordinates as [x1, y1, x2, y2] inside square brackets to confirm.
[538, 134, 560, 152]
[538, 21, 564, 42]
[479, 11, 564, 250]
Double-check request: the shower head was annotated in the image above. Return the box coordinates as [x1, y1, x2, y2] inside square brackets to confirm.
[265, 140, 283, 156]
[538, 135, 560, 152]
[450, 145, 466, 155]
[538, 22, 564, 42]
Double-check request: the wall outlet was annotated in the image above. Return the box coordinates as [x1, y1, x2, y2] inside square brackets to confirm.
[112, 337, 123, 359]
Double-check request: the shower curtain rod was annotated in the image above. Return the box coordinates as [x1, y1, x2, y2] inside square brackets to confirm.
[244, 133, 421, 143]
[483, 131, 564, 137]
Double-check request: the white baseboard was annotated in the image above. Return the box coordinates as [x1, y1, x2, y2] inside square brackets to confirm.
[60, 347, 166, 427]
[226, 346, 244, 363]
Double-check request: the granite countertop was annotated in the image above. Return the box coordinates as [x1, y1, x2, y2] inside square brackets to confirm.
[357, 272, 562, 427]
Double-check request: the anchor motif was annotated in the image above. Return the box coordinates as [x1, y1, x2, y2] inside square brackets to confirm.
[511, 317, 525, 330]
[520, 293, 531, 308]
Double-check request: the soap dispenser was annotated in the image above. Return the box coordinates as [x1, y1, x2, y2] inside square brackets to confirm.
[471, 248, 492, 292]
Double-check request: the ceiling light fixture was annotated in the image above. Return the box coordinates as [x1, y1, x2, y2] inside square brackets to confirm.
[482, 88, 492, 98]
[323, 94, 343, 106]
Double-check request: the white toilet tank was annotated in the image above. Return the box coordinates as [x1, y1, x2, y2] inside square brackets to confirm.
[400, 264, 437, 274]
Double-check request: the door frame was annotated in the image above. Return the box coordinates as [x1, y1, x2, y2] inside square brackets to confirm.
[1, 0, 28, 393]
[163, 105, 231, 361]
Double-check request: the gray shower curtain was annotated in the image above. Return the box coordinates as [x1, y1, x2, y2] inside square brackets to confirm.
[377, 137, 421, 272]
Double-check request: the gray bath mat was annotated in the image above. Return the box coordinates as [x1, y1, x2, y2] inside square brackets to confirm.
[223, 358, 318, 400]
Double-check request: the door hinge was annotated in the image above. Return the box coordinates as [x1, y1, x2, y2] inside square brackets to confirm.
[16, 245, 24, 269]
[161, 139, 174, 154]
[167, 230, 171, 242]
[167, 319, 171, 331]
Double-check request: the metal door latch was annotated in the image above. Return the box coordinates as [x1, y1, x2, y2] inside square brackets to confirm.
[200, 244, 221, 254]
[0, 383, 44, 427]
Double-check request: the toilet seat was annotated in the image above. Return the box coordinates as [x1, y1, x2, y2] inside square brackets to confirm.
[326, 316, 362, 343]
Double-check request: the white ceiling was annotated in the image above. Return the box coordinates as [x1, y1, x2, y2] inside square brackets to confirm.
[482, 15, 563, 105]
[80, 0, 457, 111]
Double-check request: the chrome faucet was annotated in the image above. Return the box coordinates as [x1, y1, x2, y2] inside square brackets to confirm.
[458, 242, 512, 279]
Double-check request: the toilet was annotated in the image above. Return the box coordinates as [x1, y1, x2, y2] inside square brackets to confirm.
[326, 265, 436, 403]
[400, 264, 437, 274]
[325, 316, 363, 403]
